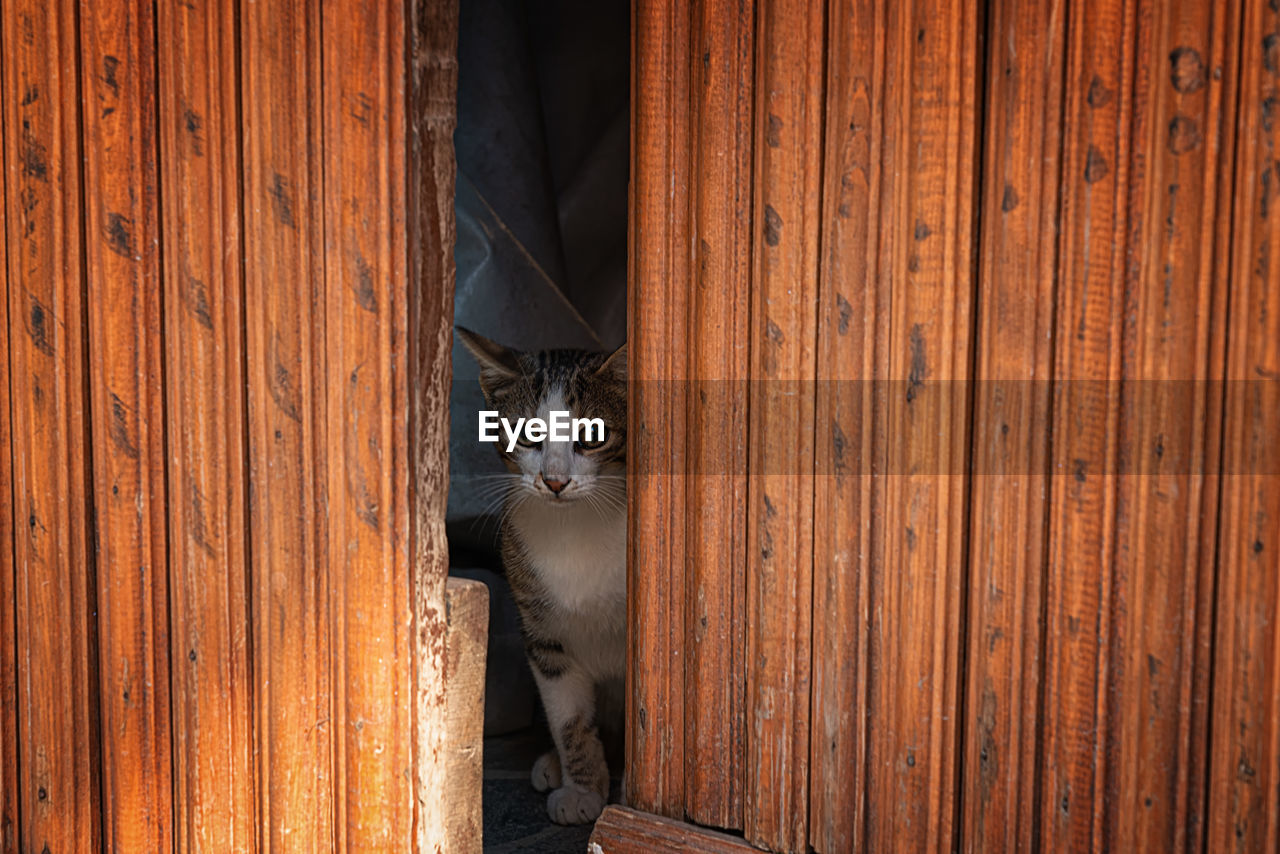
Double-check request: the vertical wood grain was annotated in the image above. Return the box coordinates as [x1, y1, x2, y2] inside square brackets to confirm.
[0, 0, 458, 847]
[78, 0, 173, 849]
[320, 0, 415, 845]
[440, 578, 487, 854]
[1, 0, 101, 849]
[1041, 0, 1136, 848]
[743, 0, 822, 849]
[241, 0, 332, 847]
[628, 0, 690, 819]
[1105, 0, 1238, 849]
[156, 0, 255, 849]
[407, 0, 459, 849]
[959, 0, 1066, 850]
[809, 0, 886, 847]
[1205, 0, 1280, 848]
[0, 49, 19, 853]
[861, 1, 980, 851]
[618, 4, 1280, 853]
[683, 0, 752, 830]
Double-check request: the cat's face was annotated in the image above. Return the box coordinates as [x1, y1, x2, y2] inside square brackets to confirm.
[458, 327, 626, 510]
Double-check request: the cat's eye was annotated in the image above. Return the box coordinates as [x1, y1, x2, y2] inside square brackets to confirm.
[515, 435, 540, 449]
[575, 427, 609, 451]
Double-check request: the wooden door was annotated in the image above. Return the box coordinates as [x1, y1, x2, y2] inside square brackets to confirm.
[0, 0, 465, 850]
[594, 0, 1280, 852]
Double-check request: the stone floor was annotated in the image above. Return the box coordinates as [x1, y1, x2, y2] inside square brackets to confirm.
[482, 727, 621, 853]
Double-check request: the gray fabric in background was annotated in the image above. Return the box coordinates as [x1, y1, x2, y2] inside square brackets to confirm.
[529, 2, 629, 347]
[454, 0, 566, 288]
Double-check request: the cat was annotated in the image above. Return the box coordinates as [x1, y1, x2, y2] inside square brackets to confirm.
[457, 327, 627, 825]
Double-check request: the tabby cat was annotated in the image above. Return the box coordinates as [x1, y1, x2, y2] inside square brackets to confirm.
[457, 327, 627, 826]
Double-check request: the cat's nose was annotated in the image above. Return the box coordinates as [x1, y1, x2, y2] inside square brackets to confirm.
[541, 475, 571, 494]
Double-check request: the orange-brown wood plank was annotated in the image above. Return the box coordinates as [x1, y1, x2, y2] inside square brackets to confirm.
[78, 0, 172, 849]
[0, 91, 15, 852]
[743, 0, 822, 849]
[1040, 0, 1136, 848]
[809, 0, 887, 847]
[628, 0, 690, 819]
[958, 0, 1066, 850]
[0, 186, 15, 854]
[590, 805, 761, 854]
[1, 1, 101, 850]
[156, 0, 254, 849]
[1104, 0, 1238, 849]
[0, 53, 18, 853]
[1205, 0, 1280, 848]
[858, 1, 980, 851]
[406, 0, 460, 849]
[241, 0, 333, 847]
[682, 0, 752, 830]
[319, 0, 415, 845]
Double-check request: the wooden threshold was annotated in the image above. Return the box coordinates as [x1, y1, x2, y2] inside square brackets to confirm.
[589, 806, 760, 853]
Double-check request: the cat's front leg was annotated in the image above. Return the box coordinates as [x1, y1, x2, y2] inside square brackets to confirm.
[528, 650, 609, 825]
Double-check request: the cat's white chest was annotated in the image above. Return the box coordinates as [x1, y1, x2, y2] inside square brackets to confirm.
[513, 500, 626, 614]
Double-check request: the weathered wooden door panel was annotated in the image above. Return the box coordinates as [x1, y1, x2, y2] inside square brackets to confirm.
[0, 92, 16, 852]
[961, 0, 1064, 848]
[608, 1, 1280, 853]
[0, 0, 461, 850]
[157, 0, 256, 847]
[627, 0, 693, 823]
[1110, 0, 1234, 829]
[320, 0, 418, 843]
[2, 0, 101, 849]
[744, 0, 825, 849]
[241, 0, 336, 846]
[1206, 0, 1280, 849]
[682, 0, 753, 832]
[80, 1, 175, 848]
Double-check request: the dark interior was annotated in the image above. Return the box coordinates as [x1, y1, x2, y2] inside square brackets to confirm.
[446, 1, 629, 848]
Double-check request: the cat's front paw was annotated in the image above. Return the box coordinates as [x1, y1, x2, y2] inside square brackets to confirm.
[546, 784, 606, 825]
[531, 750, 562, 792]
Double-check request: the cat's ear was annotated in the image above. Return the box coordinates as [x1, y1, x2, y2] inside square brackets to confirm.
[597, 342, 627, 379]
[456, 326, 521, 392]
